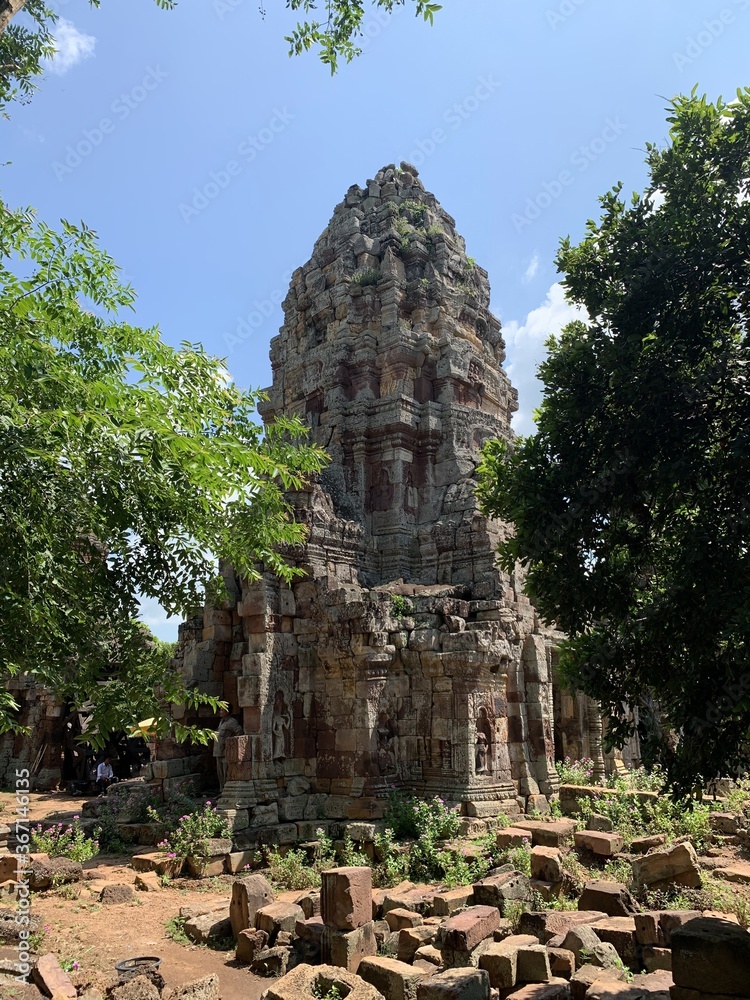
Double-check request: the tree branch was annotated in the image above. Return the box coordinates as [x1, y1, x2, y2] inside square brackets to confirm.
[0, 0, 30, 36]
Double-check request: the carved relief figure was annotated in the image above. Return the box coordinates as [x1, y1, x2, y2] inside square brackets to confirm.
[376, 711, 398, 776]
[272, 691, 292, 761]
[371, 467, 394, 512]
[475, 732, 489, 774]
[475, 707, 493, 775]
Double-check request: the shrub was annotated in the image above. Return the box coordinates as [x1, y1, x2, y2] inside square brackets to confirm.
[555, 756, 598, 786]
[157, 801, 230, 864]
[399, 200, 428, 225]
[384, 791, 460, 842]
[351, 269, 381, 287]
[312, 986, 343, 1000]
[372, 828, 410, 888]
[267, 826, 337, 891]
[165, 915, 189, 944]
[560, 850, 588, 895]
[603, 857, 633, 884]
[341, 836, 369, 868]
[268, 847, 318, 891]
[644, 873, 749, 928]
[437, 848, 490, 888]
[390, 595, 413, 619]
[724, 777, 750, 821]
[575, 789, 712, 852]
[95, 784, 197, 853]
[30, 818, 99, 863]
[606, 764, 666, 793]
[503, 839, 532, 877]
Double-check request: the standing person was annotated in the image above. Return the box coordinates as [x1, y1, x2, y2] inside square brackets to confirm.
[214, 706, 243, 791]
[95, 756, 118, 796]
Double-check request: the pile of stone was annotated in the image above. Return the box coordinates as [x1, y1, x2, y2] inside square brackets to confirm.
[200, 863, 750, 1000]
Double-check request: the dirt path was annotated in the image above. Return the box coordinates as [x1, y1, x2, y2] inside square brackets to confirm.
[32, 861, 271, 1000]
[0, 791, 278, 1000]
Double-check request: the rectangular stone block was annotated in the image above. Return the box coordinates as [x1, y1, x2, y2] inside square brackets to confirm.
[516, 944, 552, 984]
[322, 920, 377, 972]
[358, 956, 426, 1000]
[433, 886, 473, 916]
[574, 830, 625, 857]
[34, 954, 76, 999]
[497, 827, 533, 849]
[237, 675, 260, 707]
[321, 866, 373, 931]
[230, 874, 275, 939]
[472, 872, 530, 912]
[442, 906, 501, 953]
[398, 926, 435, 964]
[256, 901, 304, 939]
[513, 819, 576, 847]
[416, 968, 491, 1000]
[478, 943, 517, 988]
[225, 735, 252, 763]
[671, 916, 750, 996]
[385, 907, 424, 932]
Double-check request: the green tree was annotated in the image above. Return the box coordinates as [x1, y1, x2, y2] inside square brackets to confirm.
[478, 89, 750, 795]
[0, 199, 326, 743]
[284, 0, 442, 73]
[0, 0, 441, 111]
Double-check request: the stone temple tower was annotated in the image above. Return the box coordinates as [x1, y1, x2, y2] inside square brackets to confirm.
[184, 164, 559, 841]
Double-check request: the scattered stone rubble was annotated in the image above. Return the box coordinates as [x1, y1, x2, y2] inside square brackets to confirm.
[167, 842, 748, 1000]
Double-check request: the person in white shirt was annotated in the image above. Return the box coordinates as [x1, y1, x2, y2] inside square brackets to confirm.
[96, 756, 118, 796]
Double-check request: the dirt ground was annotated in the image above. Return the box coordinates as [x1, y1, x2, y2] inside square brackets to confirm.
[0, 791, 282, 1000]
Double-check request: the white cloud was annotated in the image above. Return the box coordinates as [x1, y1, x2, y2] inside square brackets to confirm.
[646, 188, 666, 212]
[138, 595, 181, 643]
[45, 19, 96, 76]
[503, 282, 588, 435]
[523, 253, 540, 284]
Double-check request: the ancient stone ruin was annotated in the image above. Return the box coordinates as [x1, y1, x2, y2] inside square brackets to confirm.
[0, 163, 638, 804]
[173, 162, 569, 840]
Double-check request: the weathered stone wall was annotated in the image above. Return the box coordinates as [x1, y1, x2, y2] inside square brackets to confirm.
[0, 679, 64, 790]
[174, 163, 567, 838]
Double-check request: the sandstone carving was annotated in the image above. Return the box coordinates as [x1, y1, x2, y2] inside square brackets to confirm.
[170, 163, 565, 833]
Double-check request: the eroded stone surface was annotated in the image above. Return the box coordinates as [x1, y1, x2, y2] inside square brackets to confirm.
[176, 164, 561, 827]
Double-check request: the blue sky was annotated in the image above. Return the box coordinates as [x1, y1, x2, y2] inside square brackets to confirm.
[4, 0, 749, 637]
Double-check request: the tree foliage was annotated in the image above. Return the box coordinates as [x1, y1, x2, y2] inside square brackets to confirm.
[0, 0, 54, 112]
[478, 90, 750, 795]
[0, 200, 326, 742]
[284, 0, 442, 73]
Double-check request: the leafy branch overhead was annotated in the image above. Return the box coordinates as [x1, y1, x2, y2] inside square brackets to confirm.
[478, 89, 750, 797]
[0, 0, 441, 111]
[0, 200, 327, 741]
[285, 0, 442, 73]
